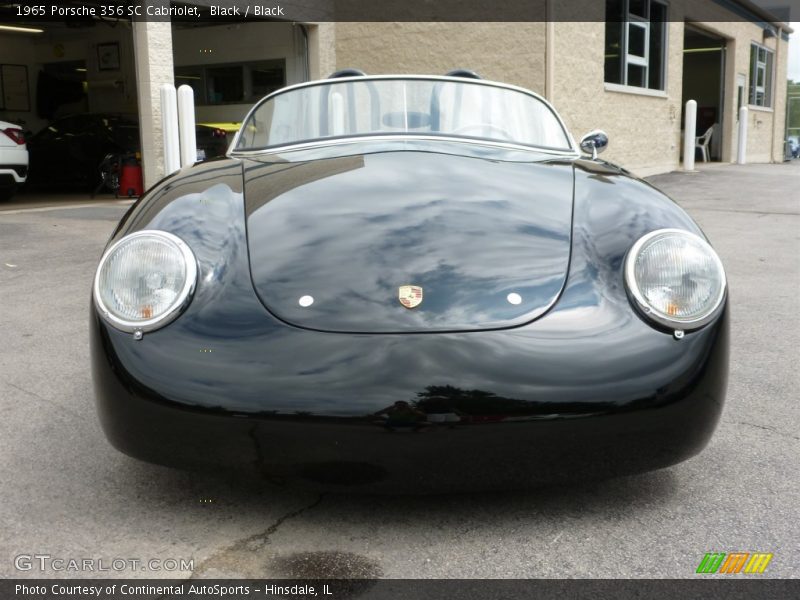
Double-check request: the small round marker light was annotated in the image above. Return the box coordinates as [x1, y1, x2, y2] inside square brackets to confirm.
[298, 295, 314, 307]
[507, 292, 522, 305]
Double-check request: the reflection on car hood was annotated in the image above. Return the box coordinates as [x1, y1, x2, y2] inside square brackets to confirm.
[244, 149, 574, 333]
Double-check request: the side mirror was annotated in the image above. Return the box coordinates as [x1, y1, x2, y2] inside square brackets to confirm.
[579, 130, 609, 159]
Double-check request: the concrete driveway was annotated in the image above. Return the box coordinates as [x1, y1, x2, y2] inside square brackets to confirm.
[1, 162, 798, 580]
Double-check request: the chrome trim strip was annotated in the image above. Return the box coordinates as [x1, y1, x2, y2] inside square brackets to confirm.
[231, 135, 580, 158]
[93, 230, 198, 334]
[228, 74, 577, 156]
[624, 228, 727, 331]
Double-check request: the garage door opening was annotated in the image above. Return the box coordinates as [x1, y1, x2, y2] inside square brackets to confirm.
[171, 20, 308, 152]
[0, 16, 137, 204]
[682, 25, 727, 163]
[0, 14, 309, 207]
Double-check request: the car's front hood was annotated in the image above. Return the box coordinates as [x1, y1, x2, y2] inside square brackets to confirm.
[244, 150, 574, 333]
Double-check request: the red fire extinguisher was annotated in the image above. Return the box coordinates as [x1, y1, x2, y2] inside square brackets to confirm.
[118, 152, 143, 198]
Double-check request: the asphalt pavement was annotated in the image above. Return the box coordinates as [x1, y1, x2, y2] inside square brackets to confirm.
[0, 162, 798, 580]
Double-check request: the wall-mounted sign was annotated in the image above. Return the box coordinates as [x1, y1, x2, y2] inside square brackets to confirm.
[97, 42, 120, 71]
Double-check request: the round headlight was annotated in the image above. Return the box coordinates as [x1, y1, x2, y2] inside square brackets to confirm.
[93, 230, 197, 332]
[625, 228, 726, 330]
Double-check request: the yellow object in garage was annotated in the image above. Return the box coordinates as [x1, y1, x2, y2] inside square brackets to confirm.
[197, 122, 241, 133]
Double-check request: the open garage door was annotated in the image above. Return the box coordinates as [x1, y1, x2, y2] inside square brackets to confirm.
[0, 4, 308, 201]
[171, 19, 308, 158]
[0, 5, 137, 199]
[682, 25, 727, 163]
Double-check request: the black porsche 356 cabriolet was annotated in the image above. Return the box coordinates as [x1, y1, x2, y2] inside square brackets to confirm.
[91, 72, 728, 492]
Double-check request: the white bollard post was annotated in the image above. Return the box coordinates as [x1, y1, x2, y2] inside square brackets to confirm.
[737, 106, 748, 165]
[177, 85, 197, 168]
[160, 84, 180, 175]
[683, 99, 697, 172]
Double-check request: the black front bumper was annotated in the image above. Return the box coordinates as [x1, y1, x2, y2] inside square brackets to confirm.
[91, 309, 728, 493]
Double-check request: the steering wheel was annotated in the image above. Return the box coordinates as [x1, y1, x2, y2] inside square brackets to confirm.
[452, 123, 514, 141]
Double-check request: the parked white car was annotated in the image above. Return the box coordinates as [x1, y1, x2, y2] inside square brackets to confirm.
[0, 120, 28, 201]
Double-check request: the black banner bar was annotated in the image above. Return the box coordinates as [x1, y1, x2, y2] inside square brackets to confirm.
[0, 0, 797, 23]
[3, 579, 799, 600]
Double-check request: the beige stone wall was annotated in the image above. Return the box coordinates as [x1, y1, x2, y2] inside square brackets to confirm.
[702, 19, 788, 165]
[550, 1, 789, 176]
[306, 23, 337, 80]
[550, 20, 684, 176]
[770, 36, 789, 162]
[299, 4, 790, 176]
[132, 19, 174, 189]
[333, 22, 547, 95]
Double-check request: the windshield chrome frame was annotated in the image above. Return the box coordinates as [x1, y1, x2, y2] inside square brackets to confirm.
[228, 74, 579, 156]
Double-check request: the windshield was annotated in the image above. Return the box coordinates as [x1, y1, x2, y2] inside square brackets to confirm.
[234, 77, 572, 152]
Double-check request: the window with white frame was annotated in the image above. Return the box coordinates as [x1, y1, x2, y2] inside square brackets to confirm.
[749, 43, 774, 107]
[604, 0, 668, 90]
[174, 59, 286, 106]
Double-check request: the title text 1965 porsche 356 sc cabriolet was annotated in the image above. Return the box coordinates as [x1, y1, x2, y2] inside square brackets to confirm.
[91, 72, 728, 492]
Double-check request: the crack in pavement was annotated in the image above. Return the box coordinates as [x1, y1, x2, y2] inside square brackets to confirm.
[726, 419, 800, 442]
[189, 493, 325, 578]
[2, 380, 85, 421]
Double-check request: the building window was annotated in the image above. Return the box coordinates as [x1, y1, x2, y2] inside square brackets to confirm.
[605, 0, 668, 90]
[174, 59, 286, 106]
[749, 43, 774, 107]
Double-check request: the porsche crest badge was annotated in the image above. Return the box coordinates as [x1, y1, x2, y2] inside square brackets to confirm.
[398, 285, 423, 309]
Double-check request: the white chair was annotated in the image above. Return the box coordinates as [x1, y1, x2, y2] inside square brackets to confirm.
[695, 125, 714, 162]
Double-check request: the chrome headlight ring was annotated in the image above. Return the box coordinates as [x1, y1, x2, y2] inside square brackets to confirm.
[624, 228, 726, 332]
[93, 230, 197, 333]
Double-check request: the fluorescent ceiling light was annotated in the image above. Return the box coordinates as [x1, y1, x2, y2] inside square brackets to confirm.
[0, 24, 44, 34]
